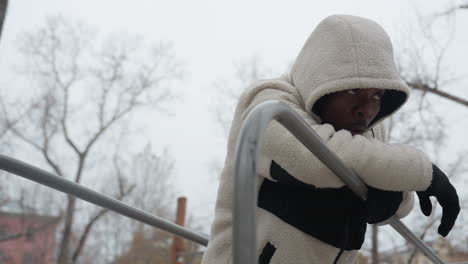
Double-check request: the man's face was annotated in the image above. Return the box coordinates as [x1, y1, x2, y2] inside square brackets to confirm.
[314, 88, 384, 135]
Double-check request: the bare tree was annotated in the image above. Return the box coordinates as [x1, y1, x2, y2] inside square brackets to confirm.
[206, 56, 275, 182]
[79, 143, 177, 263]
[1, 16, 182, 264]
[119, 144, 175, 216]
[212, 56, 272, 136]
[109, 144, 196, 264]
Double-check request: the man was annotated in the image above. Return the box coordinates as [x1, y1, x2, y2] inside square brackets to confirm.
[202, 14, 460, 264]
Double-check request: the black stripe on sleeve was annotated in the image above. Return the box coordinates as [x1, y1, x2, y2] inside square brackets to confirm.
[258, 241, 276, 264]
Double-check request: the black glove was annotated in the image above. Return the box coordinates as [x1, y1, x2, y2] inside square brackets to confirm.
[416, 164, 460, 237]
[365, 186, 403, 224]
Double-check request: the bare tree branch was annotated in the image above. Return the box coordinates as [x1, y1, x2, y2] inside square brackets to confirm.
[61, 84, 82, 156]
[446, 151, 468, 181]
[0, 98, 27, 139]
[398, 9, 468, 110]
[212, 56, 272, 137]
[434, 2, 468, 17]
[8, 115, 65, 177]
[406, 81, 468, 108]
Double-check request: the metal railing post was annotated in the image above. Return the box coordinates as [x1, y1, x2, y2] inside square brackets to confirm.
[233, 100, 451, 264]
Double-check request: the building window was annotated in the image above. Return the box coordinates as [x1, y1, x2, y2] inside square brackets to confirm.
[25, 227, 34, 241]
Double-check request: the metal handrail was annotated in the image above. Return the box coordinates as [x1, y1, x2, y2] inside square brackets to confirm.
[233, 100, 458, 264]
[0, 155, 209, 246]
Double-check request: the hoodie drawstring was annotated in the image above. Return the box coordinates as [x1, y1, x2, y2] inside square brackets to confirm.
[333, 215, 350, 264]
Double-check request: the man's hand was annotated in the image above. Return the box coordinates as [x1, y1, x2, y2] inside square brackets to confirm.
[366, 186, 403, 224]
[416, 164, 460, 237]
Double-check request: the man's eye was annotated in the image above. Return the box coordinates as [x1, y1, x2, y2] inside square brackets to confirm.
[346, 89, 358, 95]
[373, 94, 383, 100]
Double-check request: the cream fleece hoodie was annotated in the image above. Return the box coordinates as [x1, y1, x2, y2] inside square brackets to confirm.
[202, 15, 432, 264]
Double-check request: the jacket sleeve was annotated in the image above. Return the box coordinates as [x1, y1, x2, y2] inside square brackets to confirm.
[237, 81, 433, 191]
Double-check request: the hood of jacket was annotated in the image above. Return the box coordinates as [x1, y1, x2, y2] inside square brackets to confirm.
[289, 14, 410, 127]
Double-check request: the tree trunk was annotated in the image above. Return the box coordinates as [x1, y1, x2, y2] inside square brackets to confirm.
[57, 195, 77, 264]
[371, 225, 379, 264]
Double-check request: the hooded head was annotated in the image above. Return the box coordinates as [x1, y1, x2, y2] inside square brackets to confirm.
[290, 14, 409, 132]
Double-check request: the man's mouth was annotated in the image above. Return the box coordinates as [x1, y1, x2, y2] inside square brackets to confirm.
[349, 124, 367, 135]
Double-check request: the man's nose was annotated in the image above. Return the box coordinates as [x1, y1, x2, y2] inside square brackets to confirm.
[356, 100, 378, 120]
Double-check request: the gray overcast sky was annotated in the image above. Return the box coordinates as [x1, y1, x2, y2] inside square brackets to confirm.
[1, 0, 467, 234]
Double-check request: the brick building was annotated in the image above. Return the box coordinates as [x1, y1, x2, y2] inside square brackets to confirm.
[0, 211, 60, 264]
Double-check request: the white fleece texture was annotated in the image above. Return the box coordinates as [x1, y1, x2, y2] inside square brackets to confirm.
[202, 14, 432, 264]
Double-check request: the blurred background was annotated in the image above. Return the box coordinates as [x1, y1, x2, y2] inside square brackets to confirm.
[0, 0, 467, 263]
